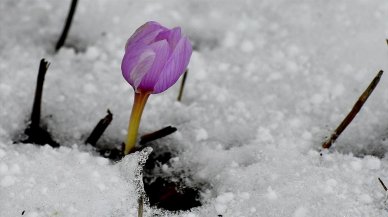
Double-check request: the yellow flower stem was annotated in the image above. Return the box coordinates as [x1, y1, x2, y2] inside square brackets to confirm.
[124, 91, 150, 155]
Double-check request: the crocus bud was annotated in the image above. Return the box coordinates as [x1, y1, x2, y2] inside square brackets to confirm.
[122, 21, 192, 94]
[121, 21, 192, 155]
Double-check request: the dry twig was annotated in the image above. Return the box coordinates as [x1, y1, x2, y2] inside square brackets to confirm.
[379, 177, 388, 191]
[30, 59, 50, 130]
[23, 59, 59, 147]
[322, 70, 383, 149]
[55, 0, 78, 51]
[140, 126, 177, 145]
[85, 110, 113, 146]
[177, 69, 188, 102]
[138, 196, 144, 217]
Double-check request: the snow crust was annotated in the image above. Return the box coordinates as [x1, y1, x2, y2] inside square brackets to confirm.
[1, 0, 388, 216]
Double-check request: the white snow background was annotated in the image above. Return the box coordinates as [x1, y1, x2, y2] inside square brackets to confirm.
[1, 0, 388, 216]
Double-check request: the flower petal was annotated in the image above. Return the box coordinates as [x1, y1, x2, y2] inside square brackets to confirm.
[155, 27, 182, 50]
[130, 50, 155, 89]
[125, 21, 167, 51]
[153, 36, 192, 94]
[121, 43, 155, 88]
[137, 39, 171, 92]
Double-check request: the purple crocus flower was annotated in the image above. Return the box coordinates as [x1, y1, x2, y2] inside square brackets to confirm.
[121, 21, 192, 155]
[122, 21, 192, 94]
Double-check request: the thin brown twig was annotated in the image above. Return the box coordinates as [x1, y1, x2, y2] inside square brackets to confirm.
[23, 59, 59, 148]
[85, 110, 113, 146]
[177, 69, 188, 102]
[30, 59, 50, 130]
[138, 196, 144, 217]
[140, 126, 177, 145]
[55, 0, 78, 51]
[322, 70, 383, 149]
[379, 177, 388, 191]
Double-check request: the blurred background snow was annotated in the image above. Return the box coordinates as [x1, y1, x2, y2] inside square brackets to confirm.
[1, 0, 388, 216]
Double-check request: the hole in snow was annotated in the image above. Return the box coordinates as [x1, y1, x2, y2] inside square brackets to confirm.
[142, 141, 208, 211]
[335, 138, 388, 159]
[326, 125, 388, 159]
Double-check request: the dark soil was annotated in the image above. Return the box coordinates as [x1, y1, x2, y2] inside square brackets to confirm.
[142, 142, 204, 211]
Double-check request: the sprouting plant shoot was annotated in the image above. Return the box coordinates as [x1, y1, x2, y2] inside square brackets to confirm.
[121, 21, 192, 155]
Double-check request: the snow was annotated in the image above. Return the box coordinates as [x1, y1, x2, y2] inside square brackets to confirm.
[214, 192, 234, 214]
[293, 206, 308, 217]
[266, 186, 278, 200]
[1, 0, 388, 216]
[195, 128, 208, 141]
[1, 175, 16, 187]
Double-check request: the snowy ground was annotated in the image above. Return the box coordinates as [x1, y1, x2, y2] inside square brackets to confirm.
[1, 0, 388, 216]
